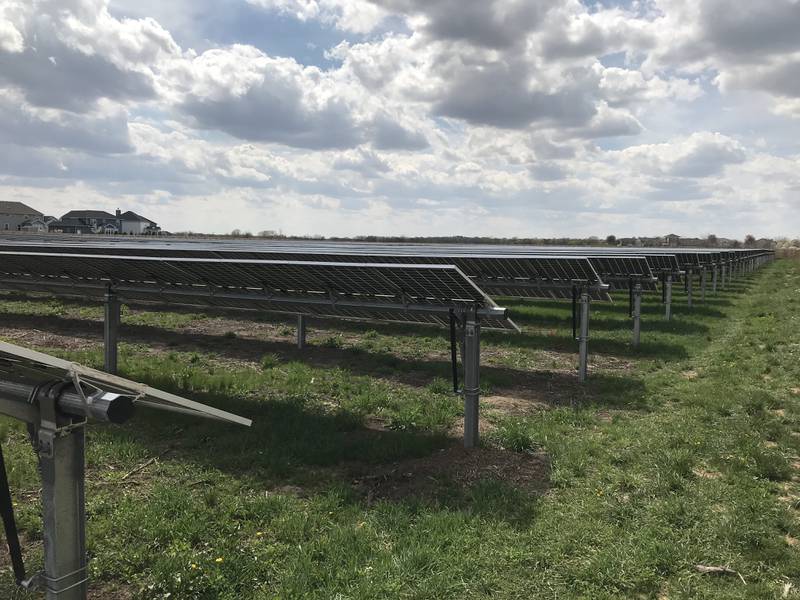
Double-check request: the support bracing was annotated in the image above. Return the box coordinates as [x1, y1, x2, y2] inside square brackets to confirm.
[578, 291, 590, 382]
[0, 444, 25, 585]
[296, 314, 306, 350]
[632, 283, 642, 349]
[687, 268, 693, 309]
[103, 288, 120, 375]
[462, 308, 481, 448]
[665, 274, 673, 321]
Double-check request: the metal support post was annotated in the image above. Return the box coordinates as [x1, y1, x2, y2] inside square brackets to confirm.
[35, 401, 88, 600]
[700, 268, 707, 304]
[665, 274, 673, 320]
[721, 264, 727, 290]
[462, 309, 481, 448]
[578, 291, 590, 382]
[103, 288, 120, 375]
[686, 268, 693, 308]
[712, 266, 718, 294]
[296, 314, 306, 350]
[632, 284, 642, 348]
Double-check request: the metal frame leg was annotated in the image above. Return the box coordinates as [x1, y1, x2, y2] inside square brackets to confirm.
[665, 274, 673, 320]
[687, 268, 693, 309]
[632, 284, 642, 348]
[103, 289, 120, 375]
[38, 426, 87, 600]
[712, 266, 718, 294]
[462, 309, 480, 448]
[296, 314, 306, 350]
[700, 268, 707, 304]
[578, 291, 590, 382]
[721, 265, 727, 290]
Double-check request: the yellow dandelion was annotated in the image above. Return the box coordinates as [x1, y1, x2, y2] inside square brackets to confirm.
[215, 557, 224, 563]
[256, 531, 264, 537]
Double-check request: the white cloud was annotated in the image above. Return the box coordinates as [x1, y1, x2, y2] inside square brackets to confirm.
[1, 0, 799, 239]
[245, 0, 386, 33]
[616, 132, 747, 179]
[0, 16, 23, 53]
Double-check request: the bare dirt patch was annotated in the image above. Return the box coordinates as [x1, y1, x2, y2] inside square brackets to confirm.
[348, 445, 550, 503]
[88, 582, 135, 600]
[591, 354, 635, 373]
[682, 370, 699, 380]
[692, 467, 721, 479]
[483, 395, 549, 417]
[0, 327, 98, 352]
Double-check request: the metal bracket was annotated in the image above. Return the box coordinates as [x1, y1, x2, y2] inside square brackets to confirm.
[28, 380, 88, 459]
[19, 571, 43, 591]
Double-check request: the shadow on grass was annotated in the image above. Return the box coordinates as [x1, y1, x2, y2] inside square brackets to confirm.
[484, 328, 689, 360]
[0, 311, 661, 394]
[98, 379, 546, 526]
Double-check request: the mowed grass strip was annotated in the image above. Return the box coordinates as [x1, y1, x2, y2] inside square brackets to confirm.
[0, 261, 797, 599]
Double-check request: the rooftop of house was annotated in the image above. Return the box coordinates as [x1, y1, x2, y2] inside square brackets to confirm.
[119, 210, 155, 223]
[0, 201, 42, 216]
[61, 210, 117, 220]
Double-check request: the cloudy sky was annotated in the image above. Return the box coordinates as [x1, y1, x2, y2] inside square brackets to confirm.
[0, 0, 798, 238]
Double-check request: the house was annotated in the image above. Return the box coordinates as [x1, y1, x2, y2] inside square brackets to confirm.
[56, 208, 160, 235]
[19, 215, 57, 232]
[117, 210, 160, 235]
[59, 210, 120, 234]
[0, 201, 42, 232]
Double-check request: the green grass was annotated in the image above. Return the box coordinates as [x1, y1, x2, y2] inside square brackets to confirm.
[0, 262, 799, 598]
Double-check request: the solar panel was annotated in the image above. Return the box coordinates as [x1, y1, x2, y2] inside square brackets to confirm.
[0, 340, 252, 426]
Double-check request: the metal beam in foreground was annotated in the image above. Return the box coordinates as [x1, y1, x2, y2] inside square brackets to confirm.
[0, 341, 251, 600]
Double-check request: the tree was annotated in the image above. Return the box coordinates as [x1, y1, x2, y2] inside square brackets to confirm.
[606, 235, 617, 245]
[706, 234, 718, 247]
[744, 234, 756, 247]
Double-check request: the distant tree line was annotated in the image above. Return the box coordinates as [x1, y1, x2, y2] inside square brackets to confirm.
[167, 230, 790, 250]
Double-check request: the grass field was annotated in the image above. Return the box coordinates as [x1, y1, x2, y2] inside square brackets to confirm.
[1, 259, 799, 599]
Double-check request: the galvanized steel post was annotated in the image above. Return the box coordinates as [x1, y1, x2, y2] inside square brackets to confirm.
[687, 267, 693, 308]
[712, 266, 718, 294]
[632, 283, 642, 348]
[700, 268, 707, 304]
[103, 288, 120, 375]
[578, 291, 590, 382]
[296, 314, 306, 350]
[37, 424, 87, 600]
[665, 274, 673, 320]
[462, 308, 480, 448]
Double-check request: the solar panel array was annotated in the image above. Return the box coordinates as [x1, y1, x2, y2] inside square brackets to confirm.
[0, 238, 613, 301]
[0, 236, 773, 309]
[0, 250, 517, 330]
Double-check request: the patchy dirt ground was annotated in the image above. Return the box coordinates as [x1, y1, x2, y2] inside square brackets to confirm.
[482, 395, 550, 417]
[347, 445, 550, 503]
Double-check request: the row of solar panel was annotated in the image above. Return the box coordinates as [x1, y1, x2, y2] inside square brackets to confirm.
[0, 236, 774, 332]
